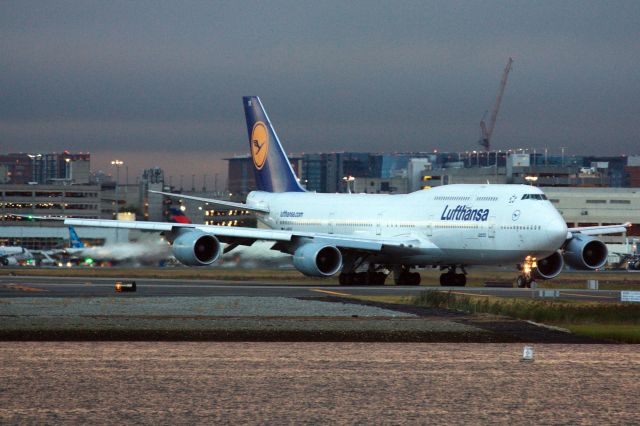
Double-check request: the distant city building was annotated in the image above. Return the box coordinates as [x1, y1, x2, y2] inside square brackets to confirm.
[543, 187, 640, 240]
[0, 152, 90, 185]
[0, 184, 101, 219]
[227, 150, 639, 199]
[139, 167, 166, 222]
[227, 155, 302, 200]
[352, 177, 408, 194]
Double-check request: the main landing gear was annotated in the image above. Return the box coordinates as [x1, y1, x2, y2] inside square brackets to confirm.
[516, 256, 536, 288]
[339, 256, 388, 285]
[439, 266, 467, 287]
[338, 264, 421, 286]
[338, 270, 387, 285]
[393, 266, 421, 286]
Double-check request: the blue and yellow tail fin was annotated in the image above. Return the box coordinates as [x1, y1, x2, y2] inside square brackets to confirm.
[243, 96, 305, 193]
[68, 226, 84, 249]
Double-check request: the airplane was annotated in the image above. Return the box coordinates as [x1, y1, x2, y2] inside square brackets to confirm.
[0, 227, 85, 266]
[60, 96, 629, 286]
[0, 245, 34, 266]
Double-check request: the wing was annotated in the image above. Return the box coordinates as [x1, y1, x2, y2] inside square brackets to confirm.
[148, 190, 269, 214]
[567, 222, 631, 237]
[63, 218, 437, 254]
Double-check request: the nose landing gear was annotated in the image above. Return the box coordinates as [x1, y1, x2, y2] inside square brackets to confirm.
[516, 256, 537, 288]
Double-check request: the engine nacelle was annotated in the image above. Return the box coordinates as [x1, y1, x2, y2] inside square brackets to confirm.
[563, 235, 608, 270]
[292, 243, 342, 277]
[533, 250, 564, 280]
[172, 230, 221, 266]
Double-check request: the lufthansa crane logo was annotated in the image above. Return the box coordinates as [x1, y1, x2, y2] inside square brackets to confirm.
[251, 121, 269, 170]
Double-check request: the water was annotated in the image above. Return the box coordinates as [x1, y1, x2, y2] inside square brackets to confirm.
[1, 343, 638, 424]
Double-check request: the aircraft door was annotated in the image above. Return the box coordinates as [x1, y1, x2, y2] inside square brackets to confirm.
[426, 215, 433, 237]
[488, 216, 496, 238]
[376, 213, 382, 236]
[329, 212, 336, 234]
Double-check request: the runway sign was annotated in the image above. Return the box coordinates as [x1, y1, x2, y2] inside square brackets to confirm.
[620, 291, 640, 302]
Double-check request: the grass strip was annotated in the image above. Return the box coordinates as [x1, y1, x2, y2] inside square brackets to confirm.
[562, 324, 640, 344]
[413, 291, 640, 343]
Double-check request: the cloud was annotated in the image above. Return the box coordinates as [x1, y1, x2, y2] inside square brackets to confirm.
[1, 0, 639, 182]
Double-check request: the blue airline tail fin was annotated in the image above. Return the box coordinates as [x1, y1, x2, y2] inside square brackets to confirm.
[243, 96, 305, 193]
[68, 226, 84, 249]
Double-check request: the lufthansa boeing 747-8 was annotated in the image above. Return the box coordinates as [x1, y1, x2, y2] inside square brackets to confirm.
[63, 97, 629, 286]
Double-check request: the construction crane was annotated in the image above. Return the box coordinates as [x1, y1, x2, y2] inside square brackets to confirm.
[478, 57, 513, 152]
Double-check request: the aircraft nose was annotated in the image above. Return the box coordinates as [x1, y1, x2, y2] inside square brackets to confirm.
[546, 215, 568, 248]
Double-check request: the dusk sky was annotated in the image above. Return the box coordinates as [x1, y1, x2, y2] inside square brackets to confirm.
[1, 1, 639, 187]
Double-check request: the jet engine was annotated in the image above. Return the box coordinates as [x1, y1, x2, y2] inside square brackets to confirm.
[172, 230, 221, 266]
[292, 243, 342, 277]
[533, 251, 564, 280]
[563, 235, 608, 270]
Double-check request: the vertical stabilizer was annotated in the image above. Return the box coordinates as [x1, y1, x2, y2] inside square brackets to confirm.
[68, 227, 85, 249]
[243, 96, 305, 192]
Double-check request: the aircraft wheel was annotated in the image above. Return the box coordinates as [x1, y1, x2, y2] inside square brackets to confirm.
[408, 272, 421, 286]
[516, 276, 526, 288]
[395, 270, 416, 285]
[455, 273, 466, 287]
[440, 272, 457, 286]
[439, 273, 448, 286]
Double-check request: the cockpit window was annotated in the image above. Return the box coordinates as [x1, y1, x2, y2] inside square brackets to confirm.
[521, 194, 548, 200]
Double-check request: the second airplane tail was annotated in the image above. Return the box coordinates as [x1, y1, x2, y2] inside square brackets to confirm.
[68, 226, 84, 249]
[243, 96, 305, 193]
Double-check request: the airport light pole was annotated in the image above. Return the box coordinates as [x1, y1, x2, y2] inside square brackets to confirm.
[110, 160, 124, 218]
[64, 158, 71, 182]
[110, 159, 124, 242]
[342, 175, 355, 193]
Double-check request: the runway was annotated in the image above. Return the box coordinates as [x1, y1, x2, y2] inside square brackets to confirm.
[0, 274, 628, 302]
[1, 274, 610, 343]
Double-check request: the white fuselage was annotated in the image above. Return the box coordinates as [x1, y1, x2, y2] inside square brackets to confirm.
[246, 184, 568, 266]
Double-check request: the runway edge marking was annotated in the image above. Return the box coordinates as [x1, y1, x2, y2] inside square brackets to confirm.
[310, 289, 353, 297]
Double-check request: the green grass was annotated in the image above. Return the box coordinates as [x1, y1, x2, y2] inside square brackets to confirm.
[563, 324, 640, 344]
[413, 291, 640, 343]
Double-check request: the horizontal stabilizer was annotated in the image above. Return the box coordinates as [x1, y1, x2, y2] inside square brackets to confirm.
[149, 190, 269, 214]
